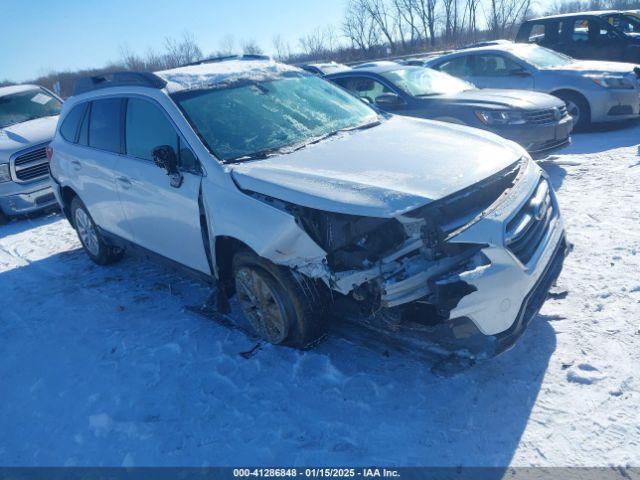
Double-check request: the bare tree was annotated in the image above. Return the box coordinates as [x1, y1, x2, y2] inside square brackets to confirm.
[343, 0, 381, 52]
[414, 0, 439, 47]
[486, 0, 532, 39]
[299, 27, 329, 58]
[272, 35, 291, 60]
[164, 32, 203, 68]
[395, 0, 423, 47]
[241, 38, 264, 55]
[442, 0, 460, 43]
[217, 34, 236, 56]
[358, 0, 397, 51]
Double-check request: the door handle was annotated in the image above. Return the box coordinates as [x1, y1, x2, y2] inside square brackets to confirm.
[70, 160, 81, 171]
[116, 176, 133, 189]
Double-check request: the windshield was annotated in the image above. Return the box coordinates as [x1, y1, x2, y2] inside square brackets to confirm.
[0, 89, 62, 129]
[382, 67, 475, 96]
[172, 73, 378, 162]
[514, 44, 575, 68]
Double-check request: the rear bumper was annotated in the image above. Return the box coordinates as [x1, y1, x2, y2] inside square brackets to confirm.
[0, 179, 57, 216]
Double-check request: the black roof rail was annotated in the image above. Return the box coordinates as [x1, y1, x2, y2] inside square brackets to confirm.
[181, 54, 271, 67]
[73, 71, 167, 96]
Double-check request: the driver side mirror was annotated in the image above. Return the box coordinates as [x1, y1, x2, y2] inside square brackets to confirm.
[375, 92, 405, 108]
[152, 145, 183, 188]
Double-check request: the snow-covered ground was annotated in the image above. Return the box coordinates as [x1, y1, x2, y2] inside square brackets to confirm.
[1, 122, 639, 468]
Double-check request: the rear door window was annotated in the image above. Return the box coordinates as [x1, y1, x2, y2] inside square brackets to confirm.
[333, 76, 393, 104]
[59, 103, 87, 143]
[527, 21, 561, 45]
[88, 98, 123, 153]
[471, 54, 523, 76]
[436, 56, 471, 77]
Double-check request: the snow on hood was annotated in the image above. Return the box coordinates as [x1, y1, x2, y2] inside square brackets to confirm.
[0, 116, 58, 161]
[156, 60, 301, 93]
[547, 60, 640, 74]
[230, 116, 524, 218]
[437, 88, 564, 110]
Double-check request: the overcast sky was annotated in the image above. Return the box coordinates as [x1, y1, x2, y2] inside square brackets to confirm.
[2, 0, 556, 82]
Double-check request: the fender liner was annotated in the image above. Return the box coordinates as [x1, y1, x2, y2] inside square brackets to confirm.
[198, 184, 230, 313]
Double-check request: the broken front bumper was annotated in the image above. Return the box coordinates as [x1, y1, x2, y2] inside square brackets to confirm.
[341, 158, 566, 341]
[493, 234, 569, 353]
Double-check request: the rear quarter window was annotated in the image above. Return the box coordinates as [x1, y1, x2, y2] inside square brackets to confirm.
[59, 103, 87, 143]
[437, 57, 471, 77]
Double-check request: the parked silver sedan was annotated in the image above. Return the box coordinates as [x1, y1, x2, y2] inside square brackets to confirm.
[425, 42, 640, 130]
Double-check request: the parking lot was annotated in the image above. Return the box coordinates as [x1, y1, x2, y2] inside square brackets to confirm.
[1, 120, 639, 467]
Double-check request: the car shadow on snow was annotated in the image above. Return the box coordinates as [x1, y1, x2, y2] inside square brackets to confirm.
[562, 119, 640, 155]
[539, 160, 567, 191]
[0, 243, 557, 467]
[0, 209, 61, 238]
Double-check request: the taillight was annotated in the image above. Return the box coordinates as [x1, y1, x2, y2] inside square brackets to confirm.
[45, 145, 53, 161]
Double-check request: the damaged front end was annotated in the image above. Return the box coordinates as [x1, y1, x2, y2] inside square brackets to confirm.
[245, 155, 567, 356]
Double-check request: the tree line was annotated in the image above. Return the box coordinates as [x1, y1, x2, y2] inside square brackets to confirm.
[3, 0, 640, 98]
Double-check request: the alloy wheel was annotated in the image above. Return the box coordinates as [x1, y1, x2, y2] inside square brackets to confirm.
[565, 100, 580, 126]
[235, 267, 289, 344]
[75, 208, 100, 256]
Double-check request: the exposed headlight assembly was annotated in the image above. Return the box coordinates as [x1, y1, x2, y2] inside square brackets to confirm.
[586, 74, 635, 90]
[0, 163, 11, 183]
[475, 110, 526, 125]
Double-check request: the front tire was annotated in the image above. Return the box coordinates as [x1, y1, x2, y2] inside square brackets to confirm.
[232, 250, 329, 348]
[70, 197, 124, 265]
[556, 91, 590, 131]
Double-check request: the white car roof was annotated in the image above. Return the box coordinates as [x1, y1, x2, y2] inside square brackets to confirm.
[156, 59, 300, 93]
[0, 84, 41, 97]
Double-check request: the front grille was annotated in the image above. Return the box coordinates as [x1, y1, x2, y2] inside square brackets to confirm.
[524, 106, 566, 125]
[407, 159, 523, 236]
[12, 146, 50, 183]
[505, 179, 555, 265]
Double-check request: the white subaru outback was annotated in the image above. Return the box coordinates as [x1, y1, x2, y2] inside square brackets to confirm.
[49, 57, 568, 355]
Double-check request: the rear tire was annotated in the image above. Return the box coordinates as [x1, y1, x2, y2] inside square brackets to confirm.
[232, 250, 329, 348]
[555, 91, 590, 131]
[70, 197, 124, 265]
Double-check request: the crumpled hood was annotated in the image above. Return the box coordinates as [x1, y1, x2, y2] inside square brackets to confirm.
[546, 60, 640, 75]
[0, 116, 58, 161]
[433, 88, 564, 110]
[230, 116, 524, 218]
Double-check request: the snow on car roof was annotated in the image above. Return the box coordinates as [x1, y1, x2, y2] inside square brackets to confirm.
[0, 84, 41, 97]
[528, 9, 618, 21]
[156, 59, 301, 93]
